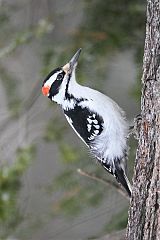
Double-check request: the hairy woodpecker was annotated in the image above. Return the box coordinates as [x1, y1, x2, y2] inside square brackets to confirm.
[42, 49, 132, 197]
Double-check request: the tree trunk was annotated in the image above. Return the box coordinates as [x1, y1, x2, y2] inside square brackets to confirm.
[126, 1, 160, 240]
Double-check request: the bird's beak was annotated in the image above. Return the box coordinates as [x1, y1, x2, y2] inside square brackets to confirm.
[63, 48, 82, 74]
[70, 48, 81, 71]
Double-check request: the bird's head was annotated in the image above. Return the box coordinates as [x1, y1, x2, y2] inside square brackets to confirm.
[42, 48, 81, 102]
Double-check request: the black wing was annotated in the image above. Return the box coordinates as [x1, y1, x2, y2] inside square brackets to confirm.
[64, 105, 104, 145]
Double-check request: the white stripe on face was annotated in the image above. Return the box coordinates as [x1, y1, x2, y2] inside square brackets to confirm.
[44, 71, 62, 87]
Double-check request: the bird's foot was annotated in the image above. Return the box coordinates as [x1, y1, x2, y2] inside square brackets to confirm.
[128, 114, 142, 139]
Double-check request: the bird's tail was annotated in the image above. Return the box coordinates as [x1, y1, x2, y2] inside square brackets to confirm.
[101, 160, 132, 197]
[114, 164, 132, 197]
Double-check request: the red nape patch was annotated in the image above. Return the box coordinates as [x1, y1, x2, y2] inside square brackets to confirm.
[42, 85, 50, 96]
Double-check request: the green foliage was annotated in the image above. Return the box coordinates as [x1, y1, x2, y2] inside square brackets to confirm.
[80, 0, 145, 55]
[0, 11, 54, 118]
[44, 117, 67, 142]
[0, 65, 21, 117]
[104, 207, 128, 233]
[52, 172, 105, 217]
[45, 123, 107, 218]
[59, 144, 80, 164]
[0, 5, 10, 43]
[0, 145, 35, 239]
[130, 70, 142, 101]
[0, 6, 9, 27]
[58, 186, 103, 216]
[0, 19, 54, 59]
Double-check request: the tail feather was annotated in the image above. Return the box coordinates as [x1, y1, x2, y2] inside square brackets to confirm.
[101, 161, 132, 197]
[115, 166, 132, 197]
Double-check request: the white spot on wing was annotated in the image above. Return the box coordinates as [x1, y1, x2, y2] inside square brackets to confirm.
[88, 135, 95, 140]
[87, 118, 92, 124]
[87, 124, 92, 132]
[94, 130, 99, 135]
[93, 119, 98, 124]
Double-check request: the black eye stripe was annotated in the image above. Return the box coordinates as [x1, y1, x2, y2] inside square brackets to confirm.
[42, 67, 63, 86]
[56, 73, 64, 80]
[48, 71, 65, 98]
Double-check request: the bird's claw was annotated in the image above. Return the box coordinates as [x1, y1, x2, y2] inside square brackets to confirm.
[128, 114, 142, 139]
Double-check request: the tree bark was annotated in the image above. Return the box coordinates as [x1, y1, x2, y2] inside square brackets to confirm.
[126, 1, 160, 240]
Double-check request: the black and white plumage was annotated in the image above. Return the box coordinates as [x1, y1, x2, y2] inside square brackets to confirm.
[42, 49, 132, 197]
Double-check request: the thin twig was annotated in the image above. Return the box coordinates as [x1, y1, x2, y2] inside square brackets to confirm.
[77, 168, 129, 201]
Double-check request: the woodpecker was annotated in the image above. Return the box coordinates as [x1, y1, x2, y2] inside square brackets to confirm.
[42, 49, 132, 197]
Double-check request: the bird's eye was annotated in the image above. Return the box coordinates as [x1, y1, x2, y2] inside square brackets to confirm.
[57, 73, 64, 81]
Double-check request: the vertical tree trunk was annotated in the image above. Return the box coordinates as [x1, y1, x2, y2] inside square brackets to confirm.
[126, 1, 160, 240]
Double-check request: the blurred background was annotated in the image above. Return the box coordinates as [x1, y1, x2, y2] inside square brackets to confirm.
[0, 0, 145, 239]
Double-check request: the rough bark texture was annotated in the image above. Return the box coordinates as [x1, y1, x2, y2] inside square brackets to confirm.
[126, 1, 160, 240]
